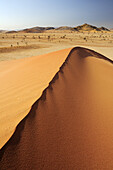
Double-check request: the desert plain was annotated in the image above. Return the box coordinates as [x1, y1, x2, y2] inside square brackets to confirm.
[0, 29, 113, 61]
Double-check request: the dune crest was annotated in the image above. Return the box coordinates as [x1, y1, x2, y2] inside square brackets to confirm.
[0, 47, 113, 169]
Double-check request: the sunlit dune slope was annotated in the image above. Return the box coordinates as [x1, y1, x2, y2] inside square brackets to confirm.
[0, 47, 113, 169]
[0, 48, 71, 149]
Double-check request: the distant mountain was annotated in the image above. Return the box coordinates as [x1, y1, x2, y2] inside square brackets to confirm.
[0, 30, 6, 33]
[74, 23, 98, 31]
[98, 27, 109, 31]
[4, 24, 110, 33]
[74, 23, 109, 32]
[6, 31, 17, 33]
[18, 26, 55, 33]
[56, 26, 75, 31]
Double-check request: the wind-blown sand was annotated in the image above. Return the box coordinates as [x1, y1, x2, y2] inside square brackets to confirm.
[0, 48, 71, 149]
[0, 47, 113, 169]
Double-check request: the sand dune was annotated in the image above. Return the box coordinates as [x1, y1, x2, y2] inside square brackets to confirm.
[0, 48, 71, 149]
[0, 47, 113, 169]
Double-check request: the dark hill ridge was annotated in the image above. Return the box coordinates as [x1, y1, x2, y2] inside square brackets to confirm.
[55, 24, 109, 32]
[55, 26, 76, 31]
[5, 24, 110, 33]
[74, 23, 98, 31]
[98, 26, 109, 31]
[74, 23, 110, 32]
[6, 31, 17, 34]
[6, 27, 55, 33]
[18, 26, 55, 33]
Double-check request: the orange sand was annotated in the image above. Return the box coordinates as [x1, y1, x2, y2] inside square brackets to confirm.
[0, 48, 71, 149]
[0, 47, 113, 169]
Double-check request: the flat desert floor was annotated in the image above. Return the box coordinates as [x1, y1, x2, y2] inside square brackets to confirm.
[0, 31, 113, 61]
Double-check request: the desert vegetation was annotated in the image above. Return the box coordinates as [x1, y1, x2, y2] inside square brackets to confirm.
[0, 31, 113, 48]
[0, 28, 113, 61]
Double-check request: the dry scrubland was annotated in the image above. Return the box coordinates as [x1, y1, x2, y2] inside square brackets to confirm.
[0, 30, 113, 61]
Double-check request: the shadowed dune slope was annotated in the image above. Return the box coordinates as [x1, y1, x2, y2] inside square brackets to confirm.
[0, 47, 113, 169]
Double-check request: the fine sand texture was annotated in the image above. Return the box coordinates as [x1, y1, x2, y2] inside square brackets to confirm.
[0, 48, 71, 149]
[0, 47, 113, 169]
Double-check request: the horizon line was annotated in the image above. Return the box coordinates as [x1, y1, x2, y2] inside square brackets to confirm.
[0, 23, 113, 31]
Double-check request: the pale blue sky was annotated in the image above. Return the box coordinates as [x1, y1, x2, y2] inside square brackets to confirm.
[0, 0, 113, 30]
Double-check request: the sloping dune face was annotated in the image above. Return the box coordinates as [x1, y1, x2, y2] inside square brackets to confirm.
[0, 47, 113, 169]
[0, 48, 71, 149]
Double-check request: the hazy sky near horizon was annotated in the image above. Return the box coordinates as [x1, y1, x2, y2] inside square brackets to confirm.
[0, 0, 113, 30]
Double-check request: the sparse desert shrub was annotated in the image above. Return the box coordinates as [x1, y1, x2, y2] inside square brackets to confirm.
[61, 35, 66, 39]
[48, 36, 50, 40]
[63, 35, 66, 38]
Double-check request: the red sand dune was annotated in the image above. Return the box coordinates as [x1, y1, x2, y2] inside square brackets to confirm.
[0, 47, 113, 169]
